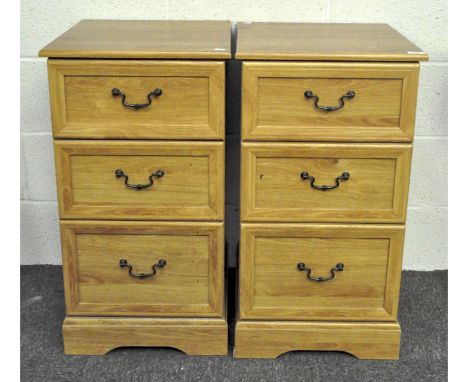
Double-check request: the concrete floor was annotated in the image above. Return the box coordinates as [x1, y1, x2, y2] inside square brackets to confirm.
[21, 266, 447, 382]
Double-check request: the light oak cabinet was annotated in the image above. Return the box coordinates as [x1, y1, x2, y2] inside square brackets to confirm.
[40, 20, 231, 355]
[235, 22, 428, 359]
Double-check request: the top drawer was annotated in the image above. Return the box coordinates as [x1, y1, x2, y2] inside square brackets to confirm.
[48, 60, 225, 140]
[242, 62, 419, 142]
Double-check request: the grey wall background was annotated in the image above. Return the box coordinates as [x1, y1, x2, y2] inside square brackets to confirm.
[20, 0, 447, 269]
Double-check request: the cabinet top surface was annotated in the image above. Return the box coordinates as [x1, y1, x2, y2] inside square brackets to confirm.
[236, 22, 428, 61]
[39, 20, 232, 59]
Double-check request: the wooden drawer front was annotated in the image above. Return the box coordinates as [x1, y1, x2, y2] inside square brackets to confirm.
[241, 143, 411, 223]
[61, 221, 224, 317]
[48, 60, 225, 140]
[239, 224, 404, 321]
[242, 62, 419, 142]
[55, 140, 224, 220]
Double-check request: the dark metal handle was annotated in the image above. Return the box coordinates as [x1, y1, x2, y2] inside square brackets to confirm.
[119, 259, 166, 280]
[297, 262, 344, 282]
[304, 90, 355, 111]
[300, 171, 350, 191]
[111, 88, 162, 109]
[115, 169, 164, 191]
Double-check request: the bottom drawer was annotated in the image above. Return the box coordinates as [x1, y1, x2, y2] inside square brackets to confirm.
[61, 221, 224, 317]
[239, 223, 405, 321]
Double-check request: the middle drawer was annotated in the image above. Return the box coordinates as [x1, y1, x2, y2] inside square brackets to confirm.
[55, 140, 224, 220]
[241, 142, 412, 223]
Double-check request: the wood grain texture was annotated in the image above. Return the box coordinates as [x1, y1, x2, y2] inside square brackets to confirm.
[63, 317, 228, 355]
[61, 221, 224, 317]
[242, 62, 420, 142]
[234, 321, 401, 359]
[48, 60, 225, 140]
[239, 223, 405, 321]
[54, 140, 224, 221]
[39, 20, 231, 59]
[241, 142, 412, 223]
[236, 22, 428, 61]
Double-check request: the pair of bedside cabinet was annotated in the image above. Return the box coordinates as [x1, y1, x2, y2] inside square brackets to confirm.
[39, 20, 428, 359]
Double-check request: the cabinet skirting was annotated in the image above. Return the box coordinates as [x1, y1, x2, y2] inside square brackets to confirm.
[63, 317, 228, 356]
[234, 320, 401, 359]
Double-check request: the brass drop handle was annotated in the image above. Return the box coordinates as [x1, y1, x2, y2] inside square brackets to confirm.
[111, 87, 162, 109]
[304, 90, 355, 111]
[115, 169, 164, 191]
[297, 262, 344, 282]
[300, 171, 350, 191]
[119, 259, 166, 280]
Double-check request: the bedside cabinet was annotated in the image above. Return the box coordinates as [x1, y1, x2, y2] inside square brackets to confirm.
[39, 20, 231, 355]
[234, 22, 428, 359]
